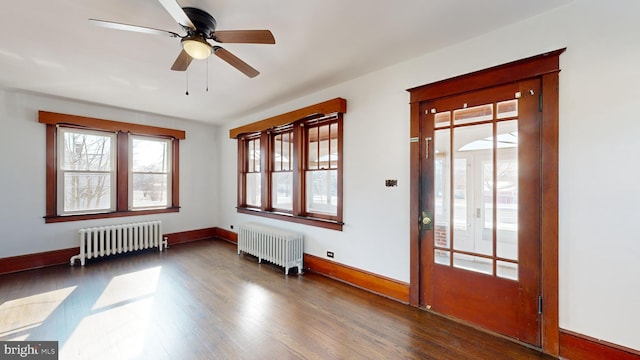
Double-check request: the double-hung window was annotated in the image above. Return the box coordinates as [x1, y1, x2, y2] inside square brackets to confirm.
[305, 119, 340, 218]
[130, 135, 172, 210]
[40, 111, 185, 223]
[245, 136, 262, 208]
[58, 128, 116, 215]
[233, 98, 346, 231]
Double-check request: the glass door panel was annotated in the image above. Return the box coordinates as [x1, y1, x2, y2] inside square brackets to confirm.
[453, 123, 493, 257]
[434, 128, 451, 252]
[496, 120, 519, 263]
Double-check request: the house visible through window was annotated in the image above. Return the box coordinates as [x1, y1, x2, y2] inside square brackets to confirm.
[39, 111, 185, 223]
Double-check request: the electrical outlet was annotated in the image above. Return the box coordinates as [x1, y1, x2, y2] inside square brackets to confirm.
[327, 251, 334, 258]
[385, 179, 398, 187]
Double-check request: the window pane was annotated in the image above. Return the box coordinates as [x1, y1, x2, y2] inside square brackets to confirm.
[307, 127, 319, 169]
[248, 138, 260, 172]
[306, 170, 337, 215]
[273, 132, 293, 172]
[132, 173, 168, 208]
[246, 173, 261, 207]
[330, 123, 338, 168]
[62, 131, 113, 171]
[63, 173, 112, 212]
[132, 138, 168, 172]
[272, 172, 293, 211]
[131, 136, 171, 209]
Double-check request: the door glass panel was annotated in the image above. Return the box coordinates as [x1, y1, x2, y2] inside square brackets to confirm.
[453, 124, 493, 256]
[435, 250, 450, 266]
[434, 129, 451, 250]
[496, 121, 519, 261]
[453, 253, 493, 275]
[497, 260, 518, 281]
[497, 100, 518, 119]
[453, 104, 493, 125]
[431, 97, 525, 281]
[435, 111, 451, 128]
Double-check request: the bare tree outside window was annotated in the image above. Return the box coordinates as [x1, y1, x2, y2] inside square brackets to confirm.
[59, 129, 115, 214]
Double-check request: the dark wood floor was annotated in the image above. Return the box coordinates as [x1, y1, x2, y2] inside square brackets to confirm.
[0, 240, 556, 359]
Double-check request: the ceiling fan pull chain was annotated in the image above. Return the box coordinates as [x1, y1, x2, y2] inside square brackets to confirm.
[185, 70, 189, 96]
[206, 60, 209, 92]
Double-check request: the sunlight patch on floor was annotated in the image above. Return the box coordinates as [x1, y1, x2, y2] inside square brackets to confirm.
[0, 286, 76, 341]
[61, 266, 161, 360]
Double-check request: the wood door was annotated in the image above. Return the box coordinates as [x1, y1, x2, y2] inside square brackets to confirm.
[419, 78, 542, 346]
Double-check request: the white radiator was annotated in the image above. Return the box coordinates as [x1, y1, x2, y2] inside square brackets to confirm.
[238, 222, 304, 274]
[70, 220, 165, 266]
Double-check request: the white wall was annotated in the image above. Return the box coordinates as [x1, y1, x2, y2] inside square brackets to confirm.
[217, 0, 640, 351]
[0, 90, 219, 258]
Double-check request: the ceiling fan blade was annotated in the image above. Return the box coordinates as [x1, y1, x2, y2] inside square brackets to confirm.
[212, 30, 275, 44]
[213, 47, 259, 78]
[171, 50, 193, 71]
[90, 19, 180, 37]
[158, 0, 195, 29]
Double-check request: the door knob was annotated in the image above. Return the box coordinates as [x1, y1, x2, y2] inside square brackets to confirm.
[420, 211, 433, 230]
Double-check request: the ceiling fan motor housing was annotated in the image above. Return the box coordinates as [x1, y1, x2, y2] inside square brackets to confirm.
[182, 7, 217, 35]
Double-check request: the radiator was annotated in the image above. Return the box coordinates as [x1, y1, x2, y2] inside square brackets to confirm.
[70, 220, 165, 266]
[238, 222, 304, 274]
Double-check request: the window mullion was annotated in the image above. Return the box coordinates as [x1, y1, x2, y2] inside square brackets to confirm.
[260, 132, 270, 211]
[292, 124, 304, 216]
[117, 131, 128, 212]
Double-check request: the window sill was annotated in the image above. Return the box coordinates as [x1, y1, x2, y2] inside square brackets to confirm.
[237, 207, 343, 231]
[44, 207, 180, 224]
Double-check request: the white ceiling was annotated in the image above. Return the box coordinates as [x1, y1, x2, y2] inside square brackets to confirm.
[0, 0, 572, 125]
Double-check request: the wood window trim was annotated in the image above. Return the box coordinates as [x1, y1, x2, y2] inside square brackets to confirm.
[229, 97, 346, 139]
[40, 111, 184, 223]
[234, 99, 346, 231]
[407, 49, 564, 356]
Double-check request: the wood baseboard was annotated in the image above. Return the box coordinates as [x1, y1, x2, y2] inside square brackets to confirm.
[214, 227, 238, 243]
[559, 329, 640, 360]
[0, 226, 223, 275]
[304, 253, 410, 303]
[164, 227, 217, 245]
[0, 248, 79, 275]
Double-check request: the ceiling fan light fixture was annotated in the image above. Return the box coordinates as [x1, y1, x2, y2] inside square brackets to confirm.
[181, 36, 212, 60]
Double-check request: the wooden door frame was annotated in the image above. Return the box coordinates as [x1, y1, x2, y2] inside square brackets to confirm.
[407, 49, 565, 357]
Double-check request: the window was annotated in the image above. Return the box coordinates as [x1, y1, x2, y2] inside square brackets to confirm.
[271, 128, 293, 212]
[232, 98, 346, 231]
[245, 136, 262, 208]
[40, 111, 185, 223]
[305, 120, 339, 218]
[58, 128, 116, 215]
[130, 136, 172, 210]
[237, 115, 343, 230]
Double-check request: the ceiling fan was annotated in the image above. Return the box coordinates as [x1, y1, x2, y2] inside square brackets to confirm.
[90, 0, 275, 78]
